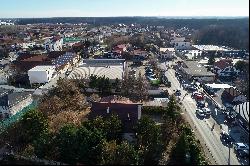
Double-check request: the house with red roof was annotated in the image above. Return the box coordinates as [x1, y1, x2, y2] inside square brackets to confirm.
[113, 44, 129, 54]
[89, 95, 142, 139]
[214, 59, 239, 77]
[221, 87, 247, 105]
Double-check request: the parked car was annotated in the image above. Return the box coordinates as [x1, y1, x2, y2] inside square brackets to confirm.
[195, 94, 204, 100]
[202, 107, 211, 116]
[132, 73, 136, 78]
[197, 100, 206, 108]
[175, 89, 181, 96]
[147, 75, 158, 81]
[183, 84, 190, 89]
[196, 109, 205, 117]
[177, 74, 183, 79]
[193, 82, 201, 89]
[225, 111, 237, 123]
[220, 131, 234, 146]
[225, 103, 234, 109]
[146, 69, 154, 74]
[192, 91, 201, 97]
[237, 149, 249, 158]
[186, 85, 198, 92]
[145, 67, 153, 72]
[234, 143, 249, 152]
[65, 71, 71, 76]
[149, 73, 157, 77]
[164, 81, 171, 87]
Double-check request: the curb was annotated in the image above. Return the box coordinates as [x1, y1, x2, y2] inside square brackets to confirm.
[204, 142, 217, 164]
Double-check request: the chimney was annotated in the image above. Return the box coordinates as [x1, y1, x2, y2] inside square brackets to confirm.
[138, 105, 142, 120]
[127, 113, 130, 121]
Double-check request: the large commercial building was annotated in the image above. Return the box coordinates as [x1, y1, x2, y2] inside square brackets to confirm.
[180, 60, 216, 82]
[233, 102, 249, 134]
[28, 65, 56, 84]
[68, 59, 126, 81]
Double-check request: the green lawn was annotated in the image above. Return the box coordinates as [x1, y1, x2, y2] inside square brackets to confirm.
[150, 79, 161, 86]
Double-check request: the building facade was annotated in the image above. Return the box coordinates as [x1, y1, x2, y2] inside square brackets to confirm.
[0, 89, 33, 120]
[28, 65, 56, 84]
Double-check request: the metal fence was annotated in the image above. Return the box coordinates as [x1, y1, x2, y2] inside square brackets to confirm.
[0, 101, 38, 134]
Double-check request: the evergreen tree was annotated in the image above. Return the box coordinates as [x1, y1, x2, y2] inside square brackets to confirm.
[135, 116, 164, 165]
[100, 140, 139, 165]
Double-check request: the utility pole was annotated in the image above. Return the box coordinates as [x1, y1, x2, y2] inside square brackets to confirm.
[228, 126, 231, 165]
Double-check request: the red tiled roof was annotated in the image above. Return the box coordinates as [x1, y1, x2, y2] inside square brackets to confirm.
[133, 49, 148, 55]
[72, 42, 83, 47]
[52, 36, 61, 42]
[222, 87, 242, 103]
[47, 51, 66, 59]
[116, 44, 127, 49]
[214, 60, 232, 70]
[23, 55, 49, 62]
[13, 61, 52, 73]
[112, 49, 122, 54]
[17, 53, 36, 61]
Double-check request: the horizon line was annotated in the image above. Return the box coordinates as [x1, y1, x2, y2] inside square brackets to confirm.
[0, 16, 249, 19]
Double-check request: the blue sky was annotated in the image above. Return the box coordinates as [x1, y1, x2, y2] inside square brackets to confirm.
[0, 0, 249, 18]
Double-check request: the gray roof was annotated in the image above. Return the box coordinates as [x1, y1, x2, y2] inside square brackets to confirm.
[0, 88, 12, 97]
[234, 102, 249, 124]
[8, 91, 32, 107]
[0, 89, 32, 107]
[52, 52, 77, 66]
[82, 59, 125, 66]
[182, 61, 215, 77]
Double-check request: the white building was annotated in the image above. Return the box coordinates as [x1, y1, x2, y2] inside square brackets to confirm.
[0, 21, 14, 25]
[22, 42, 36, 49]
[192, 45, 230, 52]
[233, 102, 249, 134]
[173, 41, 192, 50]
[213, 59, 240, 77]
[28, 65, 56, 84]
[44, 37, 63, 52]
[68, 59, 126, 81]
[184, 50, 203, 59]
[170, 36, 192, 50]
[159, 47, 175, 59]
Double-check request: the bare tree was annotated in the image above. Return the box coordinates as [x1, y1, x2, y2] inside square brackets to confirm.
[135, 72, 149, 101]
[122, 71, 149, 102]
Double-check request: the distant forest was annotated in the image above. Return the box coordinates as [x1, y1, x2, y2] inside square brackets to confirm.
[14, 17, 249, 51]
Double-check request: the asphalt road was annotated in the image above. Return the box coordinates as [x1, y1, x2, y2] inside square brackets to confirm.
[160, 61, 247, 165]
